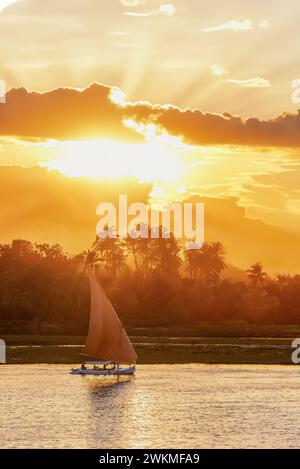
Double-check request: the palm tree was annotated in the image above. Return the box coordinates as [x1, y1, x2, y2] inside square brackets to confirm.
[125, 236, 140, 271]
[125, 224, 153, 273]
[276, 274, 291, 288]
[83, 249, 103, 272]
[93, 235, 127, 277]
[246, 262, 267, 288]
[74, 249, 102, 273]
[185, 242, 226, 284]
[109, 243, 128, 276]
[185, 248, 200, 281]
[150, 228, 182, 275]
[200, 242, 226, 283]
[35, 243, 66, 261]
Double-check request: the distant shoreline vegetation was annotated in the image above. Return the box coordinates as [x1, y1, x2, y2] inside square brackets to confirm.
[0, 236, 299, 336]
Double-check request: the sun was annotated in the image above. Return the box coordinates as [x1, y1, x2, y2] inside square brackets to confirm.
[42, 138, 184, 183]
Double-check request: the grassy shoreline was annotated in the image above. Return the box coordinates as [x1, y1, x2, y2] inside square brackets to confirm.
[3, 335, 296, 365]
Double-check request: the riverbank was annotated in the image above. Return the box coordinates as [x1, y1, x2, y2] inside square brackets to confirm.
[2, 335, 296, 364]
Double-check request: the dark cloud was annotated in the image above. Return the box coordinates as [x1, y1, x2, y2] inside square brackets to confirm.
[127, 102, 300, 148]
[0, 83, 142, 142]
[1, 82, 300, 148]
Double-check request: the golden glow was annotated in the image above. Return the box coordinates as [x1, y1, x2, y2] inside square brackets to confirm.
[41, 138, 184, 182]
[109, 86, 127, 106]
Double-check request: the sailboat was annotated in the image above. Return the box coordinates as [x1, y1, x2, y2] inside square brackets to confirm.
[71, 272, 137, 376]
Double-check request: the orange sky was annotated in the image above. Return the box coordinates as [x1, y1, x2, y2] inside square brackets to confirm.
[0, 0, 299, 273]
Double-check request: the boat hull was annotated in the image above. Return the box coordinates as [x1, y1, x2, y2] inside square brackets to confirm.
[71, 366, 135, 376]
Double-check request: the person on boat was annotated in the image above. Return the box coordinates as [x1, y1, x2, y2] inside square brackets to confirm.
[81, 363, 86, 370]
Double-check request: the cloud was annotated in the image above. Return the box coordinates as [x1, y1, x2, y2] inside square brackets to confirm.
[120, 0, 144, 6]
[0, 0, 21, 14]
[0, 83, 143, 142]
[124, 11, 151, 16]
[210, 64, 229, 77]
[124, 2, 175, 17]
[1, 82, 300, 148]
[202, 19, 253, 32]
[202, 19, 270, 33]
[127, 101, 300, 148]
[226, 77, 271, 88]
[159, 3, 176, 16]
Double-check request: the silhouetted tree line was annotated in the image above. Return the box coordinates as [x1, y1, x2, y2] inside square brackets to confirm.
[0, 236, 299, 334]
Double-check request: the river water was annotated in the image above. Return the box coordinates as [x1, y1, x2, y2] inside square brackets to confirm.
[0, 364, 299, 448]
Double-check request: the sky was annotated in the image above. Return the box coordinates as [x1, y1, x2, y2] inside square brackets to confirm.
[1, 0, 300, 118]
[0, 0, 300, 273]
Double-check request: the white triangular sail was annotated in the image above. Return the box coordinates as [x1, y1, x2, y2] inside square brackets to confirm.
[85, 272, 137, 364]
